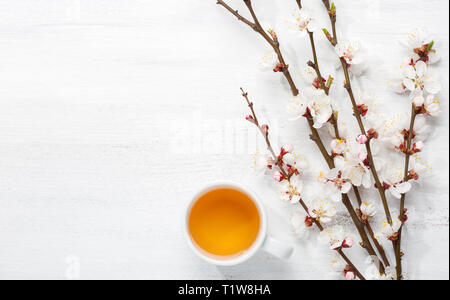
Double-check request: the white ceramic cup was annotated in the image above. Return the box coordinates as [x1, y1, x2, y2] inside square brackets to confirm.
[184, 181, 294, 266]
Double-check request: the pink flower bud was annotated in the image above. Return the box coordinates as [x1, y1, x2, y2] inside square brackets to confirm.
[272, 171, 285, 182]
[313, 77, 326, 89]
[282, 144, 294, 154]
[367, 128, 379, 140]
[356, 134, 368, 144]
[345, 271, 355, 281]
[357, 104, 369, 117]
[261, 124, 269, 135]
[246, 115, 255, 124]
[267, 157, 275, 170]
[358, 152, 368, 162]
[342, 237, 354, 248]
[273, 63, 288, 73]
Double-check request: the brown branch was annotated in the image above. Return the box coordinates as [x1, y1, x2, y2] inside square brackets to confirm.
[308, 32, 327, 93]
[217, 0, 299, 96]
[216, 0, 256, 30]
[395, 105, 417, 280]
[241, 88, 365, 280]
[338, 34, 393, 226]
[324, 1, 337, 46]
[307, 118, 334, 169]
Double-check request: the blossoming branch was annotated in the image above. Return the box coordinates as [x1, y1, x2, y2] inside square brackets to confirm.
[214, 0, 443, 280]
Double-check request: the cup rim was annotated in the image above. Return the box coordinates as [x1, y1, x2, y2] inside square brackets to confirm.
[184, 181, 267, 266]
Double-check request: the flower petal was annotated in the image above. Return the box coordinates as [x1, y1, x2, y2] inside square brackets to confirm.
[415, 61, 427, 77]
[396, 181, 412, 194]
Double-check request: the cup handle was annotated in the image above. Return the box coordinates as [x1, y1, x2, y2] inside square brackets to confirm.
[261, 236, 294, 260]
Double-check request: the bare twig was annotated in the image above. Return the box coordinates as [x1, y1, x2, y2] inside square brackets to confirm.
[308, 32, 327, 93]
[395, 105, 417, 279]
[217, 0, 299, 96]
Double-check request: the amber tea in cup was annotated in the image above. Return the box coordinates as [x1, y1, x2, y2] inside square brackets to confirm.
[188, 187, 261, 258]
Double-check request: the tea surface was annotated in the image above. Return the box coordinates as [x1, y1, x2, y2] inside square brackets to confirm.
[188, 187, 261, 258]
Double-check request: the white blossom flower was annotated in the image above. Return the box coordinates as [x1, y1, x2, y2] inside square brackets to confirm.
[301, 66, 317, 84]
[283, 152, 309, 176]
[382, 165, 412, 199]
[290, 8, 319, 37]
[364, 265, 382, 280]
[403, 28, 433, 50]
[305, 88, 333, 129]
[365, 265, 396, 280]
[335, 40, 366, 76]
[402, 28, 440, 64]
[258, 51, 279, 71]
[409, 155, 431, 180]
[309, 198, 336, 224]
[415, 93, 442, 116]
[390, 131, 405, 150]
[290, 211, 312, 239]
[279, 175, 303, 203]
[318, 168, 352, 202]
[383, 266, 398, 280]
[287, 88, 333, 129]
[330, 256, 346, 278]
[286, 93, 309, 119]
[360, 202, 377, 221]
[318, 225, 345, 249]
[376, 219, 402, 241]
[251, 150, 273, 174]
[335, 156, 372, 189]
[423, 94, 441, 116]
[403, 60, 441, 94]
[409, 115, 431, 142]
[331, 138, 347, 155]
[386, 113, 431, 154]
[355, 92, 386, 135]
[387, 57, 414, 93]
[330, 256, 356, 280]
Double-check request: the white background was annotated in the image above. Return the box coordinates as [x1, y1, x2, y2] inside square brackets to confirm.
[0, 0, 448, 280]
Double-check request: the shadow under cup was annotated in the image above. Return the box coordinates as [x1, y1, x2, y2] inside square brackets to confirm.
[187, 186, 264, 262]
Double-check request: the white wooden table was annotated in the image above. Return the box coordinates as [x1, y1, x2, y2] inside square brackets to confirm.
[0, 0, 448, 280]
